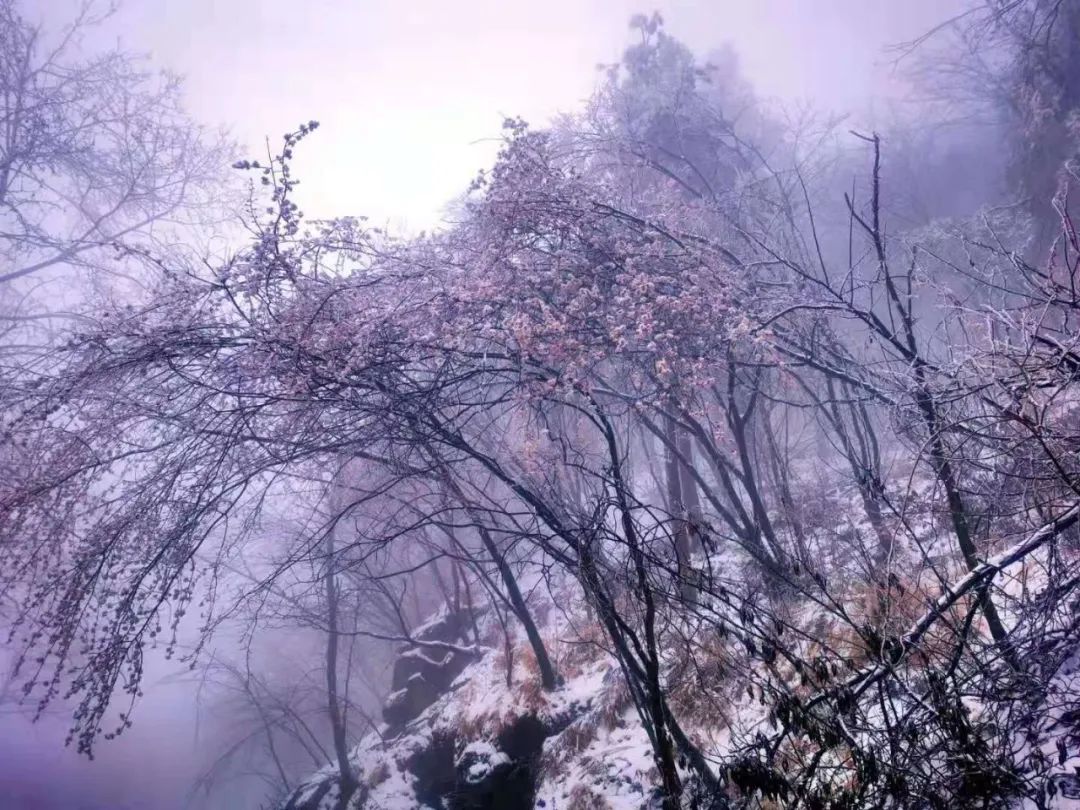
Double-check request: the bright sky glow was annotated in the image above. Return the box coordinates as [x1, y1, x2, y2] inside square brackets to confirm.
[34, 0, 965, 231]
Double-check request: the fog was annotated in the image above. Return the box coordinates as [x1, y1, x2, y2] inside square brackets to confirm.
[2, 1, 1065, 808]
[30, 0, 961, 229]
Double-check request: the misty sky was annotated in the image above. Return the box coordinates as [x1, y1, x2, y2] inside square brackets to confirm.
[35, 0, 962, 231]
[6, 2, 966, 808]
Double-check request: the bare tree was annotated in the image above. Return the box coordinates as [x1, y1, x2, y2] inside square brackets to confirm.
[0, 0, 232, 289]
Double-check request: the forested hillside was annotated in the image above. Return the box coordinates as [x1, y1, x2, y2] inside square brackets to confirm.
[4, 2, 1080, 808]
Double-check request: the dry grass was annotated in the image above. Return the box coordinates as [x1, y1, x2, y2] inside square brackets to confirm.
[666, 632, 737, 731]
[553, 618, 610, 679]
[784, 569, 980, 689]
[559, 720, 599, 756]
[595, 676, 634, 731]
[484, 638, 552, 714]
[516, 644, 549, 711]
[539, 717, 600, 780]
[365, 760, 390, 789]
[454, 704, 501, 742]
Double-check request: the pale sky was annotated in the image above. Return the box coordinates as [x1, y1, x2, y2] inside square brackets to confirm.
[33, 0, 964, 231]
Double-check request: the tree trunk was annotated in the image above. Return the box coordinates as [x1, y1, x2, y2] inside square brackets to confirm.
[324, 510, 358, 808]
[437, 468, 560, 690]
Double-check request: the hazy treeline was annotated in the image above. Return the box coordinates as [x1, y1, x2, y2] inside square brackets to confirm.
[3, 1, 1080, 808]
